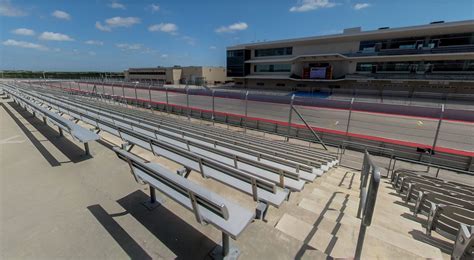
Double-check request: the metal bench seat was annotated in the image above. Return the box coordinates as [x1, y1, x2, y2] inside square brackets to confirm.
[20, 90, 311, 191]
[25, 89, 326, 176]
[426, 205, 474, 260]
[414, 191, 474, 217]
[119, 128, 289, 207]
[396, 174, 473, 197]
[4, 87, 99, 155]
[392, 169, 474, 193]
[114, 148, 254, 258]
[63, 95, 337, 168]
[17, 91, 290, 206]
[405, 181, 474, 205]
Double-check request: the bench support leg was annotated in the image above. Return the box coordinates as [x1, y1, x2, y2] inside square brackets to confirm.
[142, 185, 163, 210]
[43, 117, 47, 125]
[176, 167, 192, 178]
[84, 143, 90, 156]
[255, 202, 268, 221]
[58, 127, 63, 137]
[210, 233, 240, 260]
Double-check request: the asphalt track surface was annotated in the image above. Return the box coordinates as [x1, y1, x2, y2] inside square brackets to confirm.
[60, 82, 474, 154]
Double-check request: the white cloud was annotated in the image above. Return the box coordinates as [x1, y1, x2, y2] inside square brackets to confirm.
[209, 46, 217, 50]
[148, 23, 178, 34]
[96, 17, 140, 31]
[182, 35, 196, 45]
[12, 28, 35, 36]
[289, 0, 336, 12]
[353, 3, 371, 10]
[0, 0, 27, 17]
[109, 2, 125, 9]
[116, 43, 142, 50]
[52, 10, 71, 20]
[106, 16, 140, 27]
[2, 39, 48, 51]
[150, 4, 160, 12]
[39, 32, 74, 41]
[85, 40, 104, 46]
[161, 54, 168, 58]
[95, 21, 111, 32]
[88, 51, 96, 56]
[215, 22, 248, 33]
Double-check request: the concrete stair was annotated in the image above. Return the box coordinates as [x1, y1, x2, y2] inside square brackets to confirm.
[266, 166, 446, 259]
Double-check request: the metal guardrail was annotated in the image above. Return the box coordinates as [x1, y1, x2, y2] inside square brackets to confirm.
[338, 140, 395, 176]
[17, 80, 473, 173]
[389, 157, 474, 179]
[355, 150, 381, 259]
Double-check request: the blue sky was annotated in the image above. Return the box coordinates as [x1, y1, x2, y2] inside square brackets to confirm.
[1, 0, 473, 71]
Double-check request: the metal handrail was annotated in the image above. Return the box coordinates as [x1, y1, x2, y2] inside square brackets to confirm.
[355, 150, 381, 259]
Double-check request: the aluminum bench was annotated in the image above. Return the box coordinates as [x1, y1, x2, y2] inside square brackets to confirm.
[4, 87, 99, 155]
[426, 205, 474, 260]
[114, 147, 254, 259]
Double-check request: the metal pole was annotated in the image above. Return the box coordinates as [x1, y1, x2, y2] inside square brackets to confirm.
[186, 86, 190, 120]
[428, 104, 444, 170]
[244, 90, 249, 133]
[346, 98, 354, 136]
[165, 87, 169, 113]
[111, 83, 115, 103]
[431, 104, 444, 152]
[292, 105, 328, 150]
[286, 94, 295, 141]
[84, 143, 90, 156]
[134, 83, 138, 107]
[122, 82, 126, 106]
[222, 233, 230, 257]
[212, 89, 215, 125]
[148, 84, 153, 113]
[150, 185, 156, 203]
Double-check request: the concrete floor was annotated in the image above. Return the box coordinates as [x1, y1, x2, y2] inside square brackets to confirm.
[66, 82, 473, 152]
[0, 97, 462, 259]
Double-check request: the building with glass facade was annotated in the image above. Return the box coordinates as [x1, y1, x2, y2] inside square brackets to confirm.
[226, 20, 474, 92]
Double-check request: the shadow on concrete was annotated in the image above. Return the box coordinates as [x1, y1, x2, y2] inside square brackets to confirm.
[117, 190, 217, 260]
[295, 192, 346, 259]
[6, 101, 91, 164]
[87, 204, 153, 260]
[1, 102, 61, 167]
[393, 200, 416, 212]
[408, 229, 452, 255]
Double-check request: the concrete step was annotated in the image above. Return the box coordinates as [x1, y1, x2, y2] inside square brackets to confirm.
[276, 213, 443, 259]
[237, 221, 328, 260]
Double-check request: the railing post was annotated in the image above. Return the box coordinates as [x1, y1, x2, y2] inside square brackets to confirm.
[346, 98, 354, 136]
[286, 94, 295, 141]
[134, 83, 139, 107]
[165, 87, 169, 113]
[148, 84, 153, 113]
[212, 89, 215, 125]
[244, 90, 249, 133]
[186, 86, 190, 120]
[431, 104, 444, 152]
[428, 104, 444, 171]
[111, 83, 115, 103]
[122, 82, 126, 106]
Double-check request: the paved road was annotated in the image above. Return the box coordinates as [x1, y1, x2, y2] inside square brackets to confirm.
[61, 82, 474, 152]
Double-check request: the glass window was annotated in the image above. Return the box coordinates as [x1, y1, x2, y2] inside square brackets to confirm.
[255, 47, 292, 57]
[356, 63, 375, 71]
[254, 64, 291, 72]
